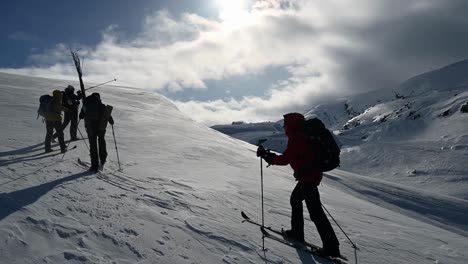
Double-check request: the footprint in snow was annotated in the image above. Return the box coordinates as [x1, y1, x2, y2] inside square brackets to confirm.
[121, 228, 139, 237]
[152, 248, 165, 256]
[63, 251, 88, 262]
[179, 254, 189, 260]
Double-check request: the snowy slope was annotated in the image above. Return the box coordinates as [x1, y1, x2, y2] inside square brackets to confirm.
[213, 60, 468, 200]
[1, 72, 468, 264]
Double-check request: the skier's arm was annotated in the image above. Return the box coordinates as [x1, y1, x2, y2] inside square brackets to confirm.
[76, 91, 83, 101]
[271, 141, 295, 166]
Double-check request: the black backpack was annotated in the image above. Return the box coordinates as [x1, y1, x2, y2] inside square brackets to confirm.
[296, 118, 341, 175]
[37, 95, 54, 118]
[82, 95, 103, 120]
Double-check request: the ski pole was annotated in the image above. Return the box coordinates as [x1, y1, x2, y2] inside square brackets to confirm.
[76, 125, 89, 151]
[321, 202, 359, 263]
[321, 202, 358, 249]
[85, 79, 117, 91]
[256, 139, 267, 251]
[74, 114, 89, 151]
[260, 155, 265, 251]
[111, 124, 122, 170]
[257, 140, 267, 250]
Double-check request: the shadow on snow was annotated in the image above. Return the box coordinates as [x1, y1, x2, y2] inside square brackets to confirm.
[0, 170, 93, 221]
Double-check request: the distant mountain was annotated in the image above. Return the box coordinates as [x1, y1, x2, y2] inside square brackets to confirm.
[303, 88, 394, 130]
[397, 59, 468, 97]
[211, 121, 287, 151]
[212, 59, 468, 199]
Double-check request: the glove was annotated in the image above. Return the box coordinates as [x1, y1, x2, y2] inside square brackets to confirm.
[256, 145, 276, 164]
[109, 119, 114, 125]
[77, 91, 82, 96]
[263, 152, 276, 164]
[256, 145, 267, 158]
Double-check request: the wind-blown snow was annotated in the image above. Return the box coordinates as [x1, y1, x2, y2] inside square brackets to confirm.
[1, 72, 467, 264]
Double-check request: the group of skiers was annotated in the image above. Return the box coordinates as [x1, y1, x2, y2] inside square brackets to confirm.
[40, 85, 114, 172]
[39, 87, 341, 257]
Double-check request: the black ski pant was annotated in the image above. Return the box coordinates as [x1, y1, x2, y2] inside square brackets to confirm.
[45, 120, 66, 152]
[290, 182, 339, 249]
[54, 108, 78, 140]
[87, 128, 108, 169]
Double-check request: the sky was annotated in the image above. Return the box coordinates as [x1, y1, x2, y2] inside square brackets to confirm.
[1, 0, 468, 125]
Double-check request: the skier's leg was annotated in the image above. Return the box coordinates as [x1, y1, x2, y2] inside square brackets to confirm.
[44, 121, 54, 152]
[88, 128, 99, 171]
[303, 183, 340, 255]
[54, 113, 70, 139]
[54, 121, 66, 152]
[289, 183, 305, 241]
[62, 112, 71, 130]
[70, 108, 78, 140]
[97, 130, 107, 165]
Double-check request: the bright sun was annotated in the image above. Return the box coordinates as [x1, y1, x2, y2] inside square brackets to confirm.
[216, 0, 248, 22]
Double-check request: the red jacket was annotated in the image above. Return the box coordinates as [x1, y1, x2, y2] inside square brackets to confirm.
[271, 113, 323, 185]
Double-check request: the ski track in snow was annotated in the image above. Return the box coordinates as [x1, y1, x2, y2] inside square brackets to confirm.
[324, 170, 468, 237]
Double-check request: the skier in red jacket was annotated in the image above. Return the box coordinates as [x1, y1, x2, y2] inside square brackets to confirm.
[257, 112, 340, 257]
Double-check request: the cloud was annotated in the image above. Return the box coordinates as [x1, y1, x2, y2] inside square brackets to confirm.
[2, 0, 468, 125]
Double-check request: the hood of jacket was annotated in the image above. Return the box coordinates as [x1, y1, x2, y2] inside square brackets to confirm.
[53, 90, 62, 100]
[283, 112, 305, 138]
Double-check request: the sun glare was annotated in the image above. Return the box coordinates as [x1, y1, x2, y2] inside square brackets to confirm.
[216, 0, 248, 23]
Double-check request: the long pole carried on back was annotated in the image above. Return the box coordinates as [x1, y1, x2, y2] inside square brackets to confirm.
[70, 50, 86, 102]
[85, 79, 117, 91]
[62, 51, 87, 162]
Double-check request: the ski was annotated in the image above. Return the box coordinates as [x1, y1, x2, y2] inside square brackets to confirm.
[66, 145, 78, 151]
[77, 158, 114, 173]
[241, 211, 322, 250]
[44, 145, 77, 155]
[241, 211, 295, 236]
[76, 158, 100, 173]
[241, 211, 348, 262]
[260, 227, 348, 264]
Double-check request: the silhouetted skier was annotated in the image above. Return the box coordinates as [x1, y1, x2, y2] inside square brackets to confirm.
[257, 112, 341, 257]
[44, 90, 68, 153]
[79, 93, 114, 172]
[53, 85, 82, 141]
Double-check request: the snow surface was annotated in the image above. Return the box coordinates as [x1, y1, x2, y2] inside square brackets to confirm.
[1, 71, 468, 264]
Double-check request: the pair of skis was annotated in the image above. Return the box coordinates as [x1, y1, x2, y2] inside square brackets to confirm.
[241, 211, 348, 264]
[77, 158, 104, 173]
[44, 145, 77, 156]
